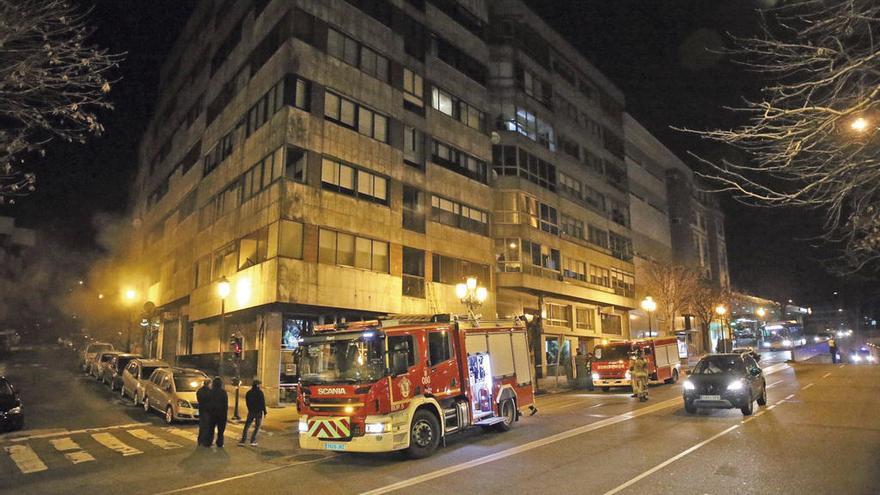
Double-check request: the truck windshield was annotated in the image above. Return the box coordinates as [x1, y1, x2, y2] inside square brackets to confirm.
[298, 334, 385, 384]
[594, 345, 631, 361]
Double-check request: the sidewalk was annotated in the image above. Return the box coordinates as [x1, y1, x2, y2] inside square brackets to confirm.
[225, 399, 299, 433]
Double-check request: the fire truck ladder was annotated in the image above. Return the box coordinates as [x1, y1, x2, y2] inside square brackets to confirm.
[424, 280, 441, 314]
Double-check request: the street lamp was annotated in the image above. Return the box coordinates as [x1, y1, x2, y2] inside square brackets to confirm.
[850, 117, 870, 132]
[641, 296, 657, 337]
[217, 276, 230, 378]
[715, 305, 728, 352]
[455, 277, 488, 321]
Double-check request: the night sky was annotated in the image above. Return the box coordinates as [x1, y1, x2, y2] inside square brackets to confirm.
[1, 1, 854, 306]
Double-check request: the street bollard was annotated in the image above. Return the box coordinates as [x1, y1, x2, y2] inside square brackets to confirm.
[232, 378, 241, 421]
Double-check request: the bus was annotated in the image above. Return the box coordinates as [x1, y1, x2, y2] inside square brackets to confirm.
[759, 321, 806, 350]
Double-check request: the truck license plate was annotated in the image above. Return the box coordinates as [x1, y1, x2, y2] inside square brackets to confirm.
[324, 442, 346, 451]
[700, 395, 721, 400]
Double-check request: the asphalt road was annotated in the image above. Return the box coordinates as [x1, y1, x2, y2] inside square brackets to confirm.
[1, 345, 878, 495]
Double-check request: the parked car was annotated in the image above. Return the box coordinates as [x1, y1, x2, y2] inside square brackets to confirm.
[0, 376, 23, 432]
[682, 353, 767, 416]
[121, 358, 170, 405]
[101, 353, 142, 390]
[91, 351, 123, 379]
[80, 342, 114, 372]
[142, 367, 208, 424]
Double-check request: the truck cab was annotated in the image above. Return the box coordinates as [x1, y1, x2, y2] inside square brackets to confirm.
[296, 315, 535, 458]
[591, 337, 681, 391]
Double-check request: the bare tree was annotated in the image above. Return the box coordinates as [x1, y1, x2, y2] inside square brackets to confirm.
[679, 0, 880, 271]
[688, 282, 731, 353]
[644, 260, 701, 335]
[0, 0, 121, 203]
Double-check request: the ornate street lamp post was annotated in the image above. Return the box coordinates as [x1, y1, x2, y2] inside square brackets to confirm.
[455, 277, 488, 322]
[641, 296, 657, 337]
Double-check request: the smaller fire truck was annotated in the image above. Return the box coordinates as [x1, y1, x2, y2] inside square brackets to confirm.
[296, 314, 535, 458]
[591, 337, 681, 391]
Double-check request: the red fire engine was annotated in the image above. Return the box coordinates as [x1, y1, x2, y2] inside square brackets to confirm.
[296, 314, 536, 458]
[590, 337, 681, 391]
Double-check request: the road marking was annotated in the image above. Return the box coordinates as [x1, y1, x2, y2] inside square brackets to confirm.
[822, 372, 832, 378]
[600, 424, 741, 495]
[49, 437, 96, 464]
[4, 444, 48, 474]
[838, 364, 845, 368]
[766, 380, 783, 389]
[91, 432, 142, 456]
[7, 422, 151, 443]
[802, 383, 815, 390]
[359, 398, 681, 495]
[127, 429, 182, 450]
[785, 393, 795, 400]
[152, 454, 338, 495]
[165, 427, 198, 443]
[767, 404, 777, 410]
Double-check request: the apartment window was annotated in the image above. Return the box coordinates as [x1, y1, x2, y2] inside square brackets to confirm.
[563, 257, 586, 282]
[589, 265, 610, 288]
[576, 307, 595, 330]
[582, 149, 605, 176]
[430, 35, 487, 85]
[495, 238, 522, 272]
[319, 229, 389, 272]
[251, 19, 286, 76]
[327, 28, 389, 82]
[610, 198, 630, 226]
[584, 185, 606, 212]
[491, 145, 557, 192]
[558, 171, 582, 202]
[539, 203, 558, 235]
[521, 240, 560, 272]
[544, 303, 571, 327]
[558, 135, 579, 160]
[285, 146, 307, 182]
[609, 233, 633, 261]
[430, 195, 489, 236]
[246, 77, 300, 137]
[606, 162, 628, 191]
[178, 190, 197, 220]
[278, 220, 304, 259]
[321, 157, 388, 205]
[430, 86, 486, 132]
[212, 242, 238, 280]
[499, 103, 556, 151]
[516, 64, 551, 106]
[204, 129, 235, 176]
[431, 87, 454, 117]
[403, 68, 424, 111]
[611, 269, 635, 297]
[180, 140, 202, 175]
[402, 247, 425, 298]
[555, 92, 578, 122]
[242, 147, 285, 202]
[560, 214, 584, 240]
[185, 93, 204, 128]
[431, 254, 489, 285]
[601, 313, 622, 335]
[403, 125, 424, 168]
[195, 255, 211, 288]
[430, 140, 488, 184]
[403, 185, 425, 233]
[238, 227, 269, 270]
[324, 90, 388, 142]
[588, 225, 609, 249]
[210, 20, 242, 75]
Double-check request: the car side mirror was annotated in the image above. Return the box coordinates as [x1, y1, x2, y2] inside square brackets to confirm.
[164, 384, 172, 392]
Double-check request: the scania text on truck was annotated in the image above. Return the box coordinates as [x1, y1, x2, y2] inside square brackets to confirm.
[591, 337, 681, 391]
[295, 315, 536, 458]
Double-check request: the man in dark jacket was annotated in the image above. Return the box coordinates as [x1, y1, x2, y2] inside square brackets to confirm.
[208, 377, 228, 447]
[238, 379, 268, 446]
[196, 379, 213, 447]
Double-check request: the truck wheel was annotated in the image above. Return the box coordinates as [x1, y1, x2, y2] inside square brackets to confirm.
[665, 369, 679, 384]
[493, 399, 516, 432]
[406, 409, 440, 459]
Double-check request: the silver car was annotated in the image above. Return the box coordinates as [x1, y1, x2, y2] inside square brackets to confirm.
[91, 351, 122, 379]
[80, 342, 114, 372]
[120, 359, 169, 406]
[101, 353, 142, 391]
[142, 367, 208, 424]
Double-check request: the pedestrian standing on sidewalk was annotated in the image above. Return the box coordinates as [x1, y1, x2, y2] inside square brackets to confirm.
[828, 337, 838, 364]
[208, 376, 228, 448]
[238, 379, 268, 447]
[196, 379, 213, 447]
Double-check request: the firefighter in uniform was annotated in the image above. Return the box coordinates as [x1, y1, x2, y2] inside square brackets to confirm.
[630, 350, 649, 402]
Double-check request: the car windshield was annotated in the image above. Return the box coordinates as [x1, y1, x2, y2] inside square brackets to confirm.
[100, 354, 115, 362]
[0, 381, 12, 396]
[141, 366, 161, 378]
[299, 333, 385, 384]
[174, 375, 205, 392]
[117, 357, 136, 369]
[90, 344, 113, 353]
[693, 356, 746, 375]
[594, 345, 632, 361]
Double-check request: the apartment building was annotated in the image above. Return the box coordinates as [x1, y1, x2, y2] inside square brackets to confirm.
[486, 0, 637, 385]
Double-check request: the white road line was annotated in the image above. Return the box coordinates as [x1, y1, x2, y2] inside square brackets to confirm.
[766, 380, 783, 389]
[7, 422, 150, 443]
[785, 393, 796, 400]
[822, 372, 832, 378]
[600, 424, 741, 495]
[767, 404, 777, 410]
[802, 383, 815, 390]
[127, 429, 182, 450]
[838, 364, 845, 368]
[4, 444, 48, 474]
[165, 427, 198, 443]
[359, 398, 681, 495]
[49, 437, 96, 464]
[152, 454, 338, 495]
[91, 432, 142, 456]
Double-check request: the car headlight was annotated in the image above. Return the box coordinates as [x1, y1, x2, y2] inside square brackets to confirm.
[177, 399, 192, 409]
[7, 406, 21, 414]
[591, 373, 600, 382]
[365, 422, 391, 434]
[624, 370, 631, 380]
[683, 380, 695, 390]
[727, 380, 745, 391]
[782, 340, 792, 347]
[761, 342, 771, 347]
[852, 354, 861, 362]
[298, 418, 309, 433]
[814, 336, 821, 343]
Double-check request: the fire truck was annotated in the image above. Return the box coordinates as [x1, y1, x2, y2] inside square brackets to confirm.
[590, 337, 681, 391]
[296, 314, 535, 458]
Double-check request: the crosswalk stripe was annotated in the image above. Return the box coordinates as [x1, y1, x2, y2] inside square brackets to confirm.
[49, 437, 96, 464]
[165, 427, 198, 443]
[4, 444, 48, 474]
[126, 429, 181, 450]
[91, 432, 142, 456]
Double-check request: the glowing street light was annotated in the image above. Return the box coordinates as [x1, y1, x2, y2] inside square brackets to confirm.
[756, 307, 766, 318]
[124, 288, 137, 302]
[850, 117, 870, 132]
[715, 305, 727, 316]
[641, 296, 657, 336]
[455, 277, 488, 321]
